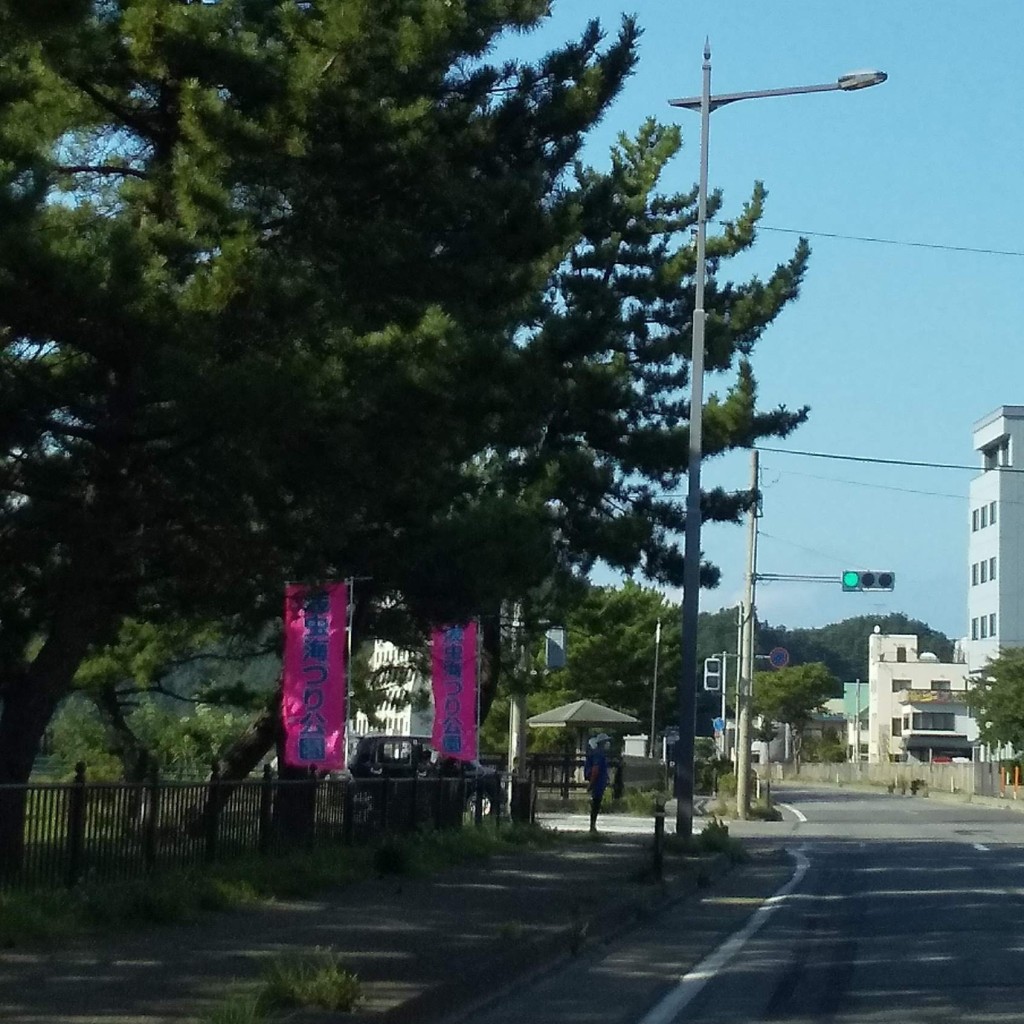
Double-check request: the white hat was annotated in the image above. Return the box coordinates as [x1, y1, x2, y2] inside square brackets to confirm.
[589, 732, 611, 747]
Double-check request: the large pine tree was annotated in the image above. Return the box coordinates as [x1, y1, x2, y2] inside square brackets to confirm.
[0, 0, 640, 860]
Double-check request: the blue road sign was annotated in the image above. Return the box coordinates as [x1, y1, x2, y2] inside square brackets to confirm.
[712, 716, 725, 732]
[769, 647, 790, 669]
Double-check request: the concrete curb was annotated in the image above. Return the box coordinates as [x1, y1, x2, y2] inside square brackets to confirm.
[340, 850, 735, 1024]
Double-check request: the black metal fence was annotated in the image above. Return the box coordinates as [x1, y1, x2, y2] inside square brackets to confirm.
[526, 755, 626, 799]
[1, 763, 529, 891]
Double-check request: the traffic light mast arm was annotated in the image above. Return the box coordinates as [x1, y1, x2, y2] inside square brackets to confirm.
[756, 573, 847, 583]
[755, 572, 896, 591]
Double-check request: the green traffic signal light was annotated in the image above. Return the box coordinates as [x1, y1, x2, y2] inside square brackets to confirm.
[841, 570, 895, 592]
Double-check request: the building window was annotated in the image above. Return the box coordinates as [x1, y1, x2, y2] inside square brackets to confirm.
[980, 561, 988, 584]
[912, 712, 955, 731]
[931, 680, 951, 691]
[981, 617, 988, 639]
[990, 613, 997, 636]
[972, 508, 980, 531]
[892, 717, 903, 737]
[972, 618, 979, 640]
[990, 501, 997, 524]
[892, 678, 911, 693]
[972, 563, 979, 586]
[990, 556, 997, 581]
[981, 505, 988, 528]
[896, 646, 907, 663]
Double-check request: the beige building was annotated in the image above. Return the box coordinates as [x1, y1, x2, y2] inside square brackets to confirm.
[867, 632, 977, 763]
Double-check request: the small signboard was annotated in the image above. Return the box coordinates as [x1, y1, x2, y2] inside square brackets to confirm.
[712, 716, 725, 733]
[768, 647, 790, 669]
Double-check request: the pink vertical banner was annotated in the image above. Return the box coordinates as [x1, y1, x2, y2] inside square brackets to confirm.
[431, 622, 479, 762]
[282, 581, 348, 770]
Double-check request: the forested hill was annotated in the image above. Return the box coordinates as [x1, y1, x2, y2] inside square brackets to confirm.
[697, 608, 956, 683]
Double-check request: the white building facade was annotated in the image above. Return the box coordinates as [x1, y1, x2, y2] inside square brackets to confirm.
[966, 406, 1024, 674]
[349, 640, 433, 742]
[867, 632, 977, 763]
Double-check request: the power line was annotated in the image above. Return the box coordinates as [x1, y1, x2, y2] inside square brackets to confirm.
[769, 468, 969, 503]
[728, 222, 1024, 259]
[754, 445, 1024, 474]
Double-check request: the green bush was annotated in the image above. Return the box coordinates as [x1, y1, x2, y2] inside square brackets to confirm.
[715, 772, 737, 798]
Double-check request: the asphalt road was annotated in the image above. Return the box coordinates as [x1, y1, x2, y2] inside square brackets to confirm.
[451, 785, 1024, 1024]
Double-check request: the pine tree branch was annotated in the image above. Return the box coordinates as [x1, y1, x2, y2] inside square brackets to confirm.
[55, 164, 148, 180]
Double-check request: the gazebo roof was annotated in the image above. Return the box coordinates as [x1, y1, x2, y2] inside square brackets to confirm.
[527, 699, 639, 728]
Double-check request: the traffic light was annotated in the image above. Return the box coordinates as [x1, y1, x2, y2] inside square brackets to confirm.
[841, 570, 895, 592]
[703, 656, 723, 691]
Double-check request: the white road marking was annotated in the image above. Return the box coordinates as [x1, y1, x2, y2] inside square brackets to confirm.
[776, 801, 808, 822]
[636, 846, 811, 1024]
[974, 842, 990, 852]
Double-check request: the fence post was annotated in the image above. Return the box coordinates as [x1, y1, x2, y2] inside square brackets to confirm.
[204, 761, 221, 864]
[258, 764, 274, 855]
[342, 781, 355, 846]
[409, 774, 418, 832]
[144, 764, 160, 872]
[66, 761, 87, 888]
[380, 778, 390, 833]
[306, 765, 318, 847]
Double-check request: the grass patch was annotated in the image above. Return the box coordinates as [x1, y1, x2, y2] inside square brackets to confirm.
[609, 788, 669, 817]
[259, 948, 362, 1013]
[662, 817, 749, 864]
[197, 990, 264, 1024]
[0, 820, 565, 949]
[747, 800, 783, 821]
[0, 890, 77, 948]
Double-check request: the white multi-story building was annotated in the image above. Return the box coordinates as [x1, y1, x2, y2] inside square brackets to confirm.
[867, 632, 977, 763]
[349, 640, 432, 741]
[966, 406, 1024, 674]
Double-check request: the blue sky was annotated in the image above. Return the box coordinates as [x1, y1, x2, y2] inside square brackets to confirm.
[507, 1, 1024, 640]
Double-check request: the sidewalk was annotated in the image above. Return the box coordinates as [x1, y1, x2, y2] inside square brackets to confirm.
[0, 826, 734, 1024]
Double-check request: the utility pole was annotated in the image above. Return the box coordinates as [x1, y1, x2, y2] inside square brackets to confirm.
[854, 678, 862, 762]
[735, 449, 759, 820]
[648, 618, 662, 758]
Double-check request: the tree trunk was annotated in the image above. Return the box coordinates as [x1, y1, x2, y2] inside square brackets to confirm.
[218, 687, 281, 782]
[0, 593, 113, 872]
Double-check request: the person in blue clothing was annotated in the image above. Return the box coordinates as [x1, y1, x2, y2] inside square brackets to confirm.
[584, 733, 611, 832]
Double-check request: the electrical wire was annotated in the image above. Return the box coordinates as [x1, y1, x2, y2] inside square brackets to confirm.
[755, 445, 1024, 474]
[713, 220, 1024, 259]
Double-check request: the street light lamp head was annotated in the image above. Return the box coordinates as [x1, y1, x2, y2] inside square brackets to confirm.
[837, 69, 887, 91]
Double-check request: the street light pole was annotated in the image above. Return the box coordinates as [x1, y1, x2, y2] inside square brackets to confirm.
[673, 38, 711, 837]
[669, 44, 886, 837]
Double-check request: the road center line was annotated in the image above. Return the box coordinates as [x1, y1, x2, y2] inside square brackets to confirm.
[974, 842, 990, 852]
[776, 801, 808, 822]
[636, 846, 811, 1024]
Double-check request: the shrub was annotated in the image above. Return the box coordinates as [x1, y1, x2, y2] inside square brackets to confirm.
[259, 948, 362, 1013]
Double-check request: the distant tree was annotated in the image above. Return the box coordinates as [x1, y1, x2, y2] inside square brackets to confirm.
[966, 648, 1024, 751]
[757, 614, 955, 682]
[753, 661, 840, 764]
[532, 582, 678, 728]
